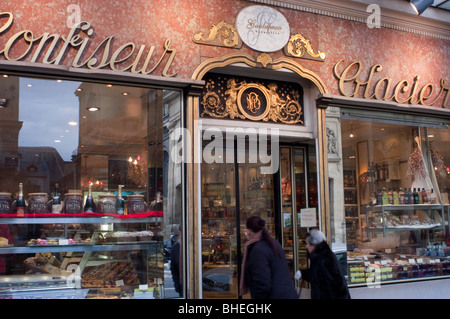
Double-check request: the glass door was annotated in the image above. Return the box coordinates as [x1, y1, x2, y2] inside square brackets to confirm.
[200, 141, 317, 298]
[280, 146, 318, 276]
[200, 138, 276, 298]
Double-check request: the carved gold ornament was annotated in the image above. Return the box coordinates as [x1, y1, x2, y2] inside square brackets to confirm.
[193, 21, 242, 48]
[201, 75, 304, 124]
[284, 33, 326, 61]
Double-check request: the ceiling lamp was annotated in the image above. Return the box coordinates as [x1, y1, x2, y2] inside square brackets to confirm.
[0, 98, 8, 108]
[410, 0, 433, 15]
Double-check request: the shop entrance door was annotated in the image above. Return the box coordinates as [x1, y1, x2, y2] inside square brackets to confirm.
[279, 146, 317, 277]
[200, 140, 317, 298]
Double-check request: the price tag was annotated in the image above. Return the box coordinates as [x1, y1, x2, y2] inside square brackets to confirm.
[381, 260, 388, 265]
[59, 239, 69, 245]
[374, 261, 381, 265]
[408, 259, 416, 264]
[435, 259, 441, 263]
[115, 280, 124, 287]
[417, 258, 424, 264]
[139, 284, 148, 291]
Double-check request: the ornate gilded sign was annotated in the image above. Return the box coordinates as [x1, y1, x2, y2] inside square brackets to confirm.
[200, 74, 304, 124]
[193, 7, 325, 62]
[235, 5, 291, 53]
[333, 60, 450, 108]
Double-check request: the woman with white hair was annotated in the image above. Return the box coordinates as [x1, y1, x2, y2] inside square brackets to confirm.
[295, 229, 350, 299]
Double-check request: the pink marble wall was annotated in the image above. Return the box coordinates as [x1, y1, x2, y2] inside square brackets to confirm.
[0, 0, 448, 107]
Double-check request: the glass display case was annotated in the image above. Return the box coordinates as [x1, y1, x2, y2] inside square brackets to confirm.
[0, 213, 164, 299]
[332, 111, 450, 287]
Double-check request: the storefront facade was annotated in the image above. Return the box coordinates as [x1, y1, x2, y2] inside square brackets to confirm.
[0, 0, 448, 299]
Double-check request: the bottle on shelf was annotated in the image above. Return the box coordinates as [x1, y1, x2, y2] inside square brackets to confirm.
[15, 182, 26, 217]
[116, 185, 125, 215]
[393, 188, 399, 205]
[403, 187, 409, 204]
[408, 188, 414, 204]
[83, 183, 96, 213]
[382, 187, 389, 205]
[413, 188, 419, 204]
[51, 183, 62, 214]
[399, 187, 405, 205]
[418, 188, 423, 204]
[421, 188, 428, 204]
[429, 189, 437, 204]
[376, 189, 382, 205]
[388, 188, 393, 205]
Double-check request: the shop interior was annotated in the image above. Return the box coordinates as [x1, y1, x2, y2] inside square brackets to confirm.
[340, 116, 450, 284]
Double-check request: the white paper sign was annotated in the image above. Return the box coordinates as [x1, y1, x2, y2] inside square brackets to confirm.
[236, 5, 290, 52]
[300, 208, 317, 227]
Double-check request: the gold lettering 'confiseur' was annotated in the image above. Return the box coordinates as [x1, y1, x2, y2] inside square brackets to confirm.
[0, 12, 177, 77]
[333, 60, 449, 108]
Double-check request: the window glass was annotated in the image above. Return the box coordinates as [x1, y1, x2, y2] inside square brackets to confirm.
[0, 75, 183, 299]
[329, 110, 449, 286]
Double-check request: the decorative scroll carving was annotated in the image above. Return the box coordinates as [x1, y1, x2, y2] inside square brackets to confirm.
[284, 33, 326, 62]
[193, 21, 242, 48]
[200, 74, 304, 125]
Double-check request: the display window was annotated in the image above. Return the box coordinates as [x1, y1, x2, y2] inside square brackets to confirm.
[0, 75, 184, 299]
[330, 109, 450, 286]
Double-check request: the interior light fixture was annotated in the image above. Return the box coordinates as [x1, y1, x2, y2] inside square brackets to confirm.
[409, 0, 433, 15]
[349, 125, 354, 138]
[0, 98, 8, 108]
[87, 106, 100, 112]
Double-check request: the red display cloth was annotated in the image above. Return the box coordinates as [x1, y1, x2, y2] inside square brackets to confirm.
[0, 211, 163, 218]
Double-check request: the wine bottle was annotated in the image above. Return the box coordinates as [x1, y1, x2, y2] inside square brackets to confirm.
[51, 183, 62, 214]
[421, 188, 428, 204]
[408, 188, 414, 204]
[413, 188, 419, 204]
[116, 185, 125, 215]
[16, 183, 26, 217]
[84, 184, 96, 213]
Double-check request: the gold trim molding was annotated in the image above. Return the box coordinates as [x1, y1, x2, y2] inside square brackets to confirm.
[191, 53, 328, 95]
[192, 21, 242, 48]
[284, 33, 326, 61]
[193, 21, 325, 62]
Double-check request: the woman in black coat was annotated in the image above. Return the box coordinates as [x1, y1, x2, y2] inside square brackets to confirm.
[295, 229, 350, 299]
[240, 216, 298, 299]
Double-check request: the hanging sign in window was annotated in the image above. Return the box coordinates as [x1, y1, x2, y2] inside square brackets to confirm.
[300, 208, 317, 228]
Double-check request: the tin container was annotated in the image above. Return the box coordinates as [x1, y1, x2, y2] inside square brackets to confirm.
[97, 193, 117, 214]
[126, 195, 148, 214]
[63, 193, 83, 214]
[0, 192, 12, 214]
[28, 193, 49, 214]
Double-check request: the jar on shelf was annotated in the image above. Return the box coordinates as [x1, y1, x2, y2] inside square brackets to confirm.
[27, 193, 49, 214]
[63, 192, 83, 214]
[97, 193, 117, 214]
[0, 192, 12, 214]
[126, 195, 148, 214]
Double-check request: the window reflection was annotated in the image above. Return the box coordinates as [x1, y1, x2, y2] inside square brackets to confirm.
[0, 75, 183, 299]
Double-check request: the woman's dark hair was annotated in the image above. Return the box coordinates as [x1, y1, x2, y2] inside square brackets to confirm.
[246, 216, 281, 258]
